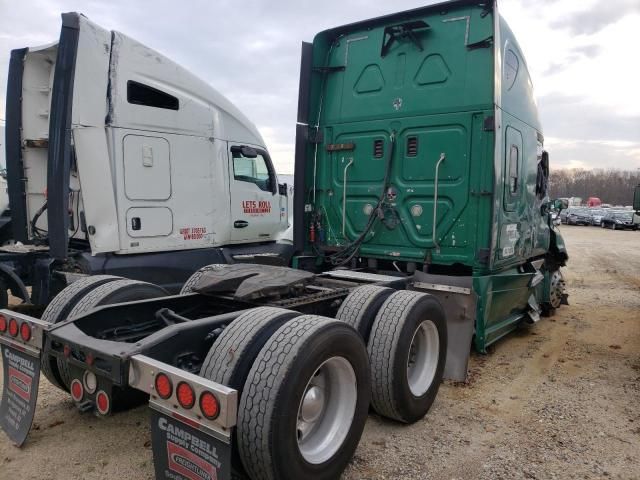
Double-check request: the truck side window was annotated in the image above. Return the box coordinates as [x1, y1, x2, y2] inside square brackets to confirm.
[509, 144, 519, 194]
[127, 81, 179, 110]
[233, 152, 272, 192]
[504, 49, 519, 90]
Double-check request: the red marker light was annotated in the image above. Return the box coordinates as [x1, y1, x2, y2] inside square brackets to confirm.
[20, 322, 32, 342]
[199, 391, 220, 420]
[8, 318, 19, 337]
[70, 379, 84, 402]
[176, 382, 195, 409]
[96, 391, 110, 415]
[154, 373, 173, 400]
[63, 345, 72, 358]
[0, 314, 7, 333]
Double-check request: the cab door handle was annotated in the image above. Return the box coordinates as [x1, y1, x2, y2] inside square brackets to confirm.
[234, 220, 249, 228]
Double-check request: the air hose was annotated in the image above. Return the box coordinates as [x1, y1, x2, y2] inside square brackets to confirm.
[327, 131, 397, 266]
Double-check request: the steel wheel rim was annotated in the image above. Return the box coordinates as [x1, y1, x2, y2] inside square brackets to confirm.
[549, 270, 564, 309]
[296, 356, 357, 465]
[407, 320, 439, 397]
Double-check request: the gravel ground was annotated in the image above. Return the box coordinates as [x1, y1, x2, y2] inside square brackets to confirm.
[1, 226, 639, 479]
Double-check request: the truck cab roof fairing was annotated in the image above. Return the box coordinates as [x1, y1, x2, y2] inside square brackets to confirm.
[106, 30, 265, 146]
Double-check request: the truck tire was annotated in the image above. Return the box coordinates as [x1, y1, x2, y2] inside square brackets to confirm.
[368, 290, 447, 424]
[56, 279, 168, 390]
[200, 306, 299, 390]
[180, 264, 227, 294]
[200, 306, 300, 478]
[335, 284, 394, 341]
[41, 275, 122, 391]
[542, 269, 566, 315]
[238, 316, 370, 480]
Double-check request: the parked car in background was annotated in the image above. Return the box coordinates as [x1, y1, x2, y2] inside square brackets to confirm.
[601, 211, 638, 230]
[587, 197, 602, 208]
[589, 208, 606, 226]
[566, 208, 592, 225]
[560, 208, 570, 224]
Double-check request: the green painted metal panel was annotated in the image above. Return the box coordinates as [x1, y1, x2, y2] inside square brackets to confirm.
[304, 1, 496, 268]
[473, 267, 535, 352]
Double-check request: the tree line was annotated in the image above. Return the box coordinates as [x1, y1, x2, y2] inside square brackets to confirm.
[549, 169, 640, 206]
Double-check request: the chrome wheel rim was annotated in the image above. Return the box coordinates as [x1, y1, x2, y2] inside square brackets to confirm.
[549, 270, 565, 309]
[296, 356, 357, 465]
[407, 320, 439, 397]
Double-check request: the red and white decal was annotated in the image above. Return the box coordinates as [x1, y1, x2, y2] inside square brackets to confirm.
[8, 366, 32, 402]
[180, 227, 207, 241]
[242, 200, 271, 216]
[167, 441, 217, 480]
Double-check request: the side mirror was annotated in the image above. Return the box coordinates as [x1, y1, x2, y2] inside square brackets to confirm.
[231, 145, 258, 158]
[241, 146, 258, 158]
[541, 151, 549, 175]
[553, 199, 569, 211]
[279, 183, 288, 197]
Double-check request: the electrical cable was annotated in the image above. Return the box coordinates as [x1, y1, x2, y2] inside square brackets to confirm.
[30, 202, 48, 242]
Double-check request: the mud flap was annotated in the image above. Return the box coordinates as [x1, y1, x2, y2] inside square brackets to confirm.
[0, 343, 41, 446]
[412, 272, 477, 382]
[150, 402, 231, 480]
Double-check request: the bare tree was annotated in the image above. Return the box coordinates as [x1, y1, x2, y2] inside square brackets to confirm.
[549, 169, 640, 206]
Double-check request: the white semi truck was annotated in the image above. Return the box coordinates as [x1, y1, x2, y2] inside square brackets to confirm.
[2, 13, 291, 308]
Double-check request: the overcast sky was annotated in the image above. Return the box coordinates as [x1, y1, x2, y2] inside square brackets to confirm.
[0, 0, 638, 173]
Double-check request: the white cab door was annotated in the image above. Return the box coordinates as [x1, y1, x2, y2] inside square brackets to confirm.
[229, 145, 282, 242]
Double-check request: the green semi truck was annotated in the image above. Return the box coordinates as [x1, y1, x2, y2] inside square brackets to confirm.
[293, 0, 568, 363]
[1, 2, 568, 479]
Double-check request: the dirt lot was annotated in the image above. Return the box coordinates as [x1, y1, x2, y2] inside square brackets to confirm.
[1, 226, 639, 479]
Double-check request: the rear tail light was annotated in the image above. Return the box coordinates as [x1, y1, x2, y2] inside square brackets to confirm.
[63, 345, 71, 358]
[20, 322, 32, 342]
[199, 391, 220, 420]
[176, 382, 195, 409]
[0, 314, 7, 333]
[8, 318, 19, 337]
[70, 379, 84, 402]
[154, 373, 173, 400]
[96, 390, 110, 415]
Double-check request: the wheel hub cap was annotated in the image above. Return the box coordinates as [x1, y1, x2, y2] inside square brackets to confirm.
[296, 356, 357, 465]
[549, 270, 565, 309]
[406, 320, 439, 397]
[301, 386, 325, 423]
